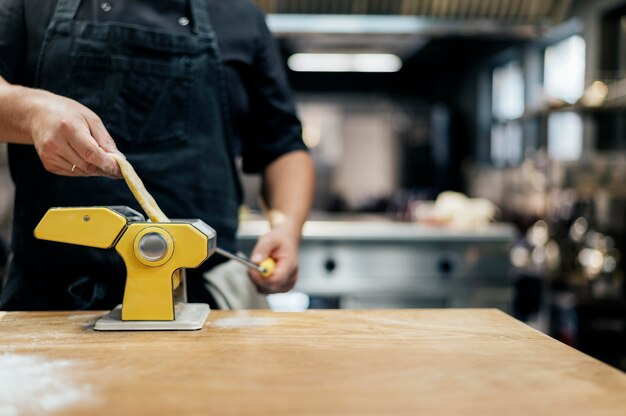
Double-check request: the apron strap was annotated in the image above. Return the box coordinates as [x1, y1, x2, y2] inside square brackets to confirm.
[189, 0, 214, 36]
[52, 0, 82, 20]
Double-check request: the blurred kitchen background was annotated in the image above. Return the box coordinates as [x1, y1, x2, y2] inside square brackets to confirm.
[3, 0, 626, 369]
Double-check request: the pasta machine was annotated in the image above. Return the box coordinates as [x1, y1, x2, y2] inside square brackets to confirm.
[34, 205, 215, 331]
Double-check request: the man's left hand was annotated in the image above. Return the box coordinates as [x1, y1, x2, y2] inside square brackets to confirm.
[248, 224, 299, 294]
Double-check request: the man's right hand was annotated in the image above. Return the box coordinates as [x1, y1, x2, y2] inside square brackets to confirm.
[28, 91, 122, 178]
[0, 77, 121, 178]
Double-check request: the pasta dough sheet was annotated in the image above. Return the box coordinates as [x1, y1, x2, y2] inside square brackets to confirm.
[111, 154, 169, 223]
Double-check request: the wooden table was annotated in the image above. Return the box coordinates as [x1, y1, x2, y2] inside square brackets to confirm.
[1, 309, 626, 415]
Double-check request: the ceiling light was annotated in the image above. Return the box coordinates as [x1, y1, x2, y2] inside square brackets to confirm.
[268, 14, 426, 35]
[287, 53, 402, 73]
[266, 14, 538, 38]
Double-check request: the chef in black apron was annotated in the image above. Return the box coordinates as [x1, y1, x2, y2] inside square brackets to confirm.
[0, 0, 313, 310]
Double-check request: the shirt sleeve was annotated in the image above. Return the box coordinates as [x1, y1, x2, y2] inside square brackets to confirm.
[0, 0, 25, 83]
[239, 7, 308, 174]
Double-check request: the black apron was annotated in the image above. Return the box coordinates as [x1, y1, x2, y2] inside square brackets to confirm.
[1, 0, 241, 310]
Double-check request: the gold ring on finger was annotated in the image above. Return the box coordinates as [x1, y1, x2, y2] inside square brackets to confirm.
[71, 164, 76, 173]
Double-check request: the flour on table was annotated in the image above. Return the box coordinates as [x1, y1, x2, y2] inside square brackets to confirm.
[211, 317, 278, 328]
[0, 353, 94, 415]
[66, 313, 101, 321]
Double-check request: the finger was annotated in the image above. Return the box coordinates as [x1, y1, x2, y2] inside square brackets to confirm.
[262, 270, 297, 294]
[248, 259, 296, 293]
[266, 257, 294, 283]
[96, 169, 122, 179]
[68, 165, 91, 176]
[249, 275, 280, 295]
[68, 125, 120, 177]
[53, 155, 115, 178]
[56, 139, 98, 175]
[45, 159, 92, 177]
[250, 234, 283, 267]
[88, 116, 120, 154]
[247, 265, 274, 292]
[280, 271, 298, 292]
[251, 255, 292, 284]
[250, 243, 274, 266]
[39, 150, 88, 176]
[250, 270, 297, 294]
[88, 116, 125, 177]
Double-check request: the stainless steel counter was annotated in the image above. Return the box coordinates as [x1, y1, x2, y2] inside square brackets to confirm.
[237, 220, 517, 310]
[239, 220, 517, 242]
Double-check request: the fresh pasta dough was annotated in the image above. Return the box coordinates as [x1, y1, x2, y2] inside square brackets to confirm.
[112, 154, 169, 223]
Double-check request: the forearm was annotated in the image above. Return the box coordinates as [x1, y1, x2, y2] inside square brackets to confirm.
[0, 75, 41, 144]
[248, 150, 313, 293]
[261, 150, 314, 236]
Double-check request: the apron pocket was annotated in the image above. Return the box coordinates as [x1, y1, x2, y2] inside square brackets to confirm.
[70, 54, 192, 148]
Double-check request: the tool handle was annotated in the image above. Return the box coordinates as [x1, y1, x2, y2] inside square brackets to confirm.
[259, 258, 276, 278]
[216, 247, 276, 278]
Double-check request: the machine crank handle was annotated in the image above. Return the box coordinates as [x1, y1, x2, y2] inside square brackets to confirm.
[215, 247, 276, 278]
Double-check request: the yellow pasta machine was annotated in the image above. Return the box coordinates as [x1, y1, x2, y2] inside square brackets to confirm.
[34, 206, 215, 331]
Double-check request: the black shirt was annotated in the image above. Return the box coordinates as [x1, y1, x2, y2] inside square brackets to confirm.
[0, 0, 305, 173]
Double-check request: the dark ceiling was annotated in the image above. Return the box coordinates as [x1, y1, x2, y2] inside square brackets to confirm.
[256, 0, 573, 23]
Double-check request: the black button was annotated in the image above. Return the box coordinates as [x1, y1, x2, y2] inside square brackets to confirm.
[324, 258, 336, 274]
[438, 258, 454, 275]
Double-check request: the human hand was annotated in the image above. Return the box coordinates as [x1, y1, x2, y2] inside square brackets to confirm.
[248, 224, 300, 294]
[28, 90, 122, 178]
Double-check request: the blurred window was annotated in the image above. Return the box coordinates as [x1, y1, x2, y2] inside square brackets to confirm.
[544, 35, 586, 104]
[492, 61, 525, 120]
[548, 112, 583, 161]
[491, 122, 523, 166]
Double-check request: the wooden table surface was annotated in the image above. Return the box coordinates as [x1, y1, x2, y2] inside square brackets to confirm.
[1, 309, 626, 415]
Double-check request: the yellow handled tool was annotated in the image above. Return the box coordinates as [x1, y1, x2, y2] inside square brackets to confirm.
[215, 247, 276, 278]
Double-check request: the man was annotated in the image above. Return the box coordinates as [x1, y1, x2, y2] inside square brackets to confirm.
[0, 0, 314, 310]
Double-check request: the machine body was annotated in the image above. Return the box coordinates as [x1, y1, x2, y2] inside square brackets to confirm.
[34, 206, 216, 327]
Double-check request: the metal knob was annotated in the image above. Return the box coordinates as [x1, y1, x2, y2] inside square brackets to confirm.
[138, 232, 169, 262]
